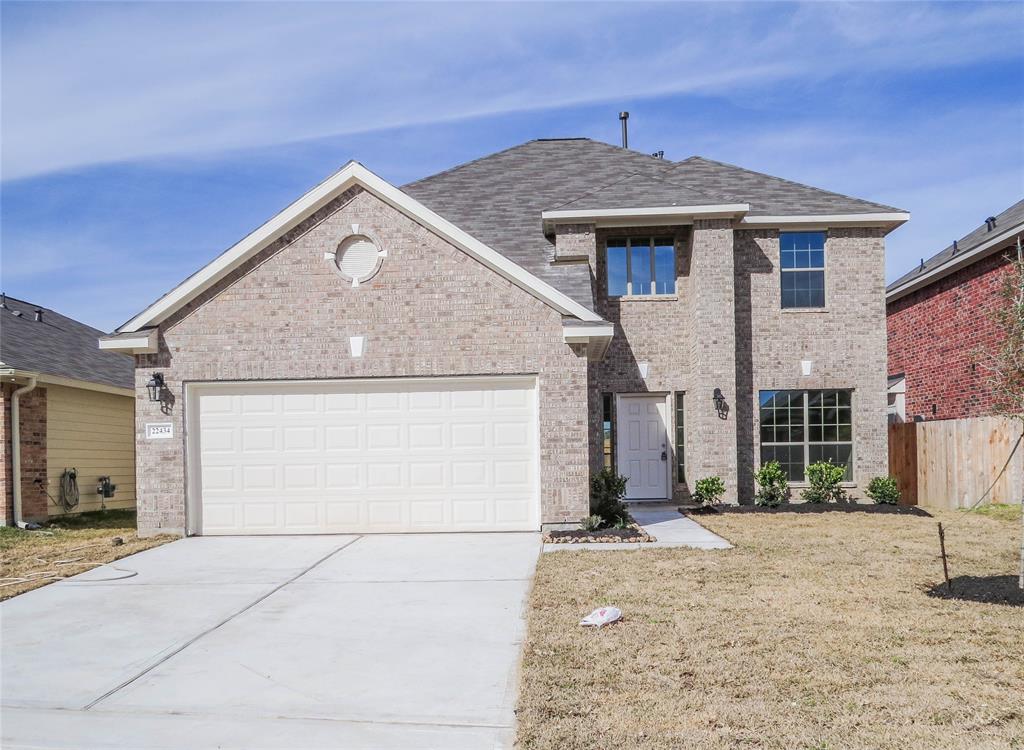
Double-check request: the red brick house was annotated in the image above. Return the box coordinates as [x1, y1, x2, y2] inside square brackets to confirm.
[887, 199, 1024, 422]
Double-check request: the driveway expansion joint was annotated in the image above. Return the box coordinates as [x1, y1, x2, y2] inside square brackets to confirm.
[80, 535, 364, 711]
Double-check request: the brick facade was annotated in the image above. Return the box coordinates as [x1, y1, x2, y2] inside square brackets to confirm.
[584, 225, 889, 503]
[134, 187, 590, 536]
[0, 383, 49, 524]
[887, 249, 1013, 421]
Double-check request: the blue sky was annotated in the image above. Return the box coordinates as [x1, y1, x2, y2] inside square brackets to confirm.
[2, 1, 1022, 332]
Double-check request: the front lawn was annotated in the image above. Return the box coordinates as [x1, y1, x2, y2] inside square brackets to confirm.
[0, 510, 175, 601]
[517, 506, 1023, 749]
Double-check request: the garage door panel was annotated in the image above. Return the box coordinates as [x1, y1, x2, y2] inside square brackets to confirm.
[191, 378, 538, 534]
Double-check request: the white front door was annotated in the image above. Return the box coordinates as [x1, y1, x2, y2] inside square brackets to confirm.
[616, 395, 669, 500]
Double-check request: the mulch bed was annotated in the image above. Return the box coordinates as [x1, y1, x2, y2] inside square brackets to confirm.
[543, 525, 656, 544]
[683, 503, 931, 517]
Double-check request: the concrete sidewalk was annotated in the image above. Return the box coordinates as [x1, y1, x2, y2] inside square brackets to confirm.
[1, 532, 541, 749]
[543, 508, 732, 552]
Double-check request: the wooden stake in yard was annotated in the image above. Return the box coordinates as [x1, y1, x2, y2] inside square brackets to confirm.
[937, 522, 952, 593]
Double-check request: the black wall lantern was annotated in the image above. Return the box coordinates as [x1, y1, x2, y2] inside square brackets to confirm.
[146, 373, 165, 403]
[712, 387, 729, 420]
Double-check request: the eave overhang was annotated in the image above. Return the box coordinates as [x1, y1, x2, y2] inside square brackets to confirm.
[98, 328, 159, 354]
[563, 322, 614, 361]
[887, 221, 1023, 303]
[542, 204, 750, 231]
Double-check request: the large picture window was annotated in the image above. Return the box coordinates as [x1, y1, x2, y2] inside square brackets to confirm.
[759, 389, 853, 481]
[607, 237, 675, 296]
[780, 231, 825, 308]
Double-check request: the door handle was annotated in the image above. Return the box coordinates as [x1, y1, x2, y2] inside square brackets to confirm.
[661, 451, 667, 461]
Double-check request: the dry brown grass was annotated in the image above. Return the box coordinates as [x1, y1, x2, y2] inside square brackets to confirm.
[0, 510, 175, 601]
[517, 506, 1023, 750]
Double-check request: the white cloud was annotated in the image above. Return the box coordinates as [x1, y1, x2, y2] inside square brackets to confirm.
[2, 1, 1020, 180]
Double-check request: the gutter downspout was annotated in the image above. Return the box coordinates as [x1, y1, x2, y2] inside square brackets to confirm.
[10, 375, 38, 528]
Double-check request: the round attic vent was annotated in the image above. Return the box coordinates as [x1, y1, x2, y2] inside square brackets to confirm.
[335, 235, 382, 283]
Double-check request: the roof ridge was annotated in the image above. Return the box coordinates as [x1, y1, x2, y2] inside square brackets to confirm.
[674, 155, 904, 213]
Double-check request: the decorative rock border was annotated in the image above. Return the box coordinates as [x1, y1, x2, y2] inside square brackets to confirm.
[542, 525, 656, 544]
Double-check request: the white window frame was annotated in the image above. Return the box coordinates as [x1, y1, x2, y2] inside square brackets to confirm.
[780, 231, 827, 309]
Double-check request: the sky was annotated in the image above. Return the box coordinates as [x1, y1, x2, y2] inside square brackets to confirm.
[2, 1, 1022, 332]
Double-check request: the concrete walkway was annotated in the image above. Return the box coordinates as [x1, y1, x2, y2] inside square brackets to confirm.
[1, 532, 540, 749]
[543, 508, 732, 552]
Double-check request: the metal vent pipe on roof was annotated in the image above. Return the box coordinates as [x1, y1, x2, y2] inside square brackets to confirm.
[34, 308, 43, 322]
[619, 111, 629, 149]
[985, 216, 996, 231]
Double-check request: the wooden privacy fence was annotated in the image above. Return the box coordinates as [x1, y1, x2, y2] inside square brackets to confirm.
[889, 416, 1024, 508]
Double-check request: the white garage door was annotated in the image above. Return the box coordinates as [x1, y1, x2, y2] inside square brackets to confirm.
[187, 377, 539, 535]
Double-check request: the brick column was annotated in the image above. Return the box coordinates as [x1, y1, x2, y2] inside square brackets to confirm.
[687, 219, 738, 502]
[1, 384, 48, 524]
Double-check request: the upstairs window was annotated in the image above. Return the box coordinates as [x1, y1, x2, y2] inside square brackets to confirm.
[780, 231, 825, 308]
[607, 237, 675, 296]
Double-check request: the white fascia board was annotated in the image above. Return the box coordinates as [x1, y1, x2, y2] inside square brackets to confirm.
[119, 162, 601, 332]
[562, 323, 614, 342]
[542, 203, 749, 225]
[739, 212, 910, 229]
[887, 223, 1024, 302]
[98, 329, 158, 353]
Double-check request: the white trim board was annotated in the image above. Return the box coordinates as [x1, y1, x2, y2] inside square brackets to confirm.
[739, 212, 909, 232]
[118, 162, 602, 333]
[886, 222, 1024, 302]
[542, 203, 749, 228]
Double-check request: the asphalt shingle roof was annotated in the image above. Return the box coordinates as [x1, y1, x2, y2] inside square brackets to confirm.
[668, 156, 904, 216]
[549, 172, 726, 211]
[404, 139, 904, 309]
[0, 296, 133, 389]
[887, 199, 1024, 291]
[404, 139, 679, 310]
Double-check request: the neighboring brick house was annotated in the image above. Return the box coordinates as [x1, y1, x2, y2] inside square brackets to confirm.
[887, 199, 1024, 422]
[100, 139, 908, 536]
[1, 296, 136, 526]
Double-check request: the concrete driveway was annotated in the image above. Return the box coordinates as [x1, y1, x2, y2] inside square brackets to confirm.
[1, 532, 540, 749]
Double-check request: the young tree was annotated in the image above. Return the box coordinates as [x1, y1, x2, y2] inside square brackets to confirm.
[984, 237, 1024, 588]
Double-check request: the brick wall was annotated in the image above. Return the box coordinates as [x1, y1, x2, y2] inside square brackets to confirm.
[0, 383, 48, 524]
[887, 249, 1013, 421]
[579, 223, 889, 503]
[738, 227, 889, 498]
[134, 187, 590, 536]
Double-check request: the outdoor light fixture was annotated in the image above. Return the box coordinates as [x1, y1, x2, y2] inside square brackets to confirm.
[712, 387, 729, 420]
[146, 373, 165, 403]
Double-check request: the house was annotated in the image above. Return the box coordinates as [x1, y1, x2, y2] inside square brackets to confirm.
[1, 295, 136, 525]
[99, 138, 908, 536]
[887, 199, 1024, 422]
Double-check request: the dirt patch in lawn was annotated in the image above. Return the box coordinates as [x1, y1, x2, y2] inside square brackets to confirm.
[0, 510, 175, 601]
[517, 506, 1024, 749]
[687, 502, 932, 516]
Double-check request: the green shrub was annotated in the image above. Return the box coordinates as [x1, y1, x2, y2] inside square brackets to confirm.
[801, 460, 848, 503]
[580, 514, 605, 531]
[866, 476, 900, 505]
[754, 461, 789, 507]
[589, 468, 632, 527]
[693, 476, 726, 506]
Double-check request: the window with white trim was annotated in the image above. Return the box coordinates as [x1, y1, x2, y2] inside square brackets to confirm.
[607, 237, 675, 296]
[780, 231, 825, 308]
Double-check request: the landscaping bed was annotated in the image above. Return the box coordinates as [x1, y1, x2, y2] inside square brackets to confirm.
[543, 525, 655, 544]
[517, 505, 1023, 749]
[0, 510, 175, 601]
[684, 502, 931, 516]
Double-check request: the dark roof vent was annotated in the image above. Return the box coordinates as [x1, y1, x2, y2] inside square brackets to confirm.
[618, 111, 629, 149]
[34, 308, 44, 322]
[985, 216, 997, 231]
[0, 293, 7, 310]
[952, 240, 958, 254]
[918, 258, 926, 273]
[651, 150, 664, 159]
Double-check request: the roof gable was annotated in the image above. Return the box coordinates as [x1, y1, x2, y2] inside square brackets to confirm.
[116, 161, 602, 333]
